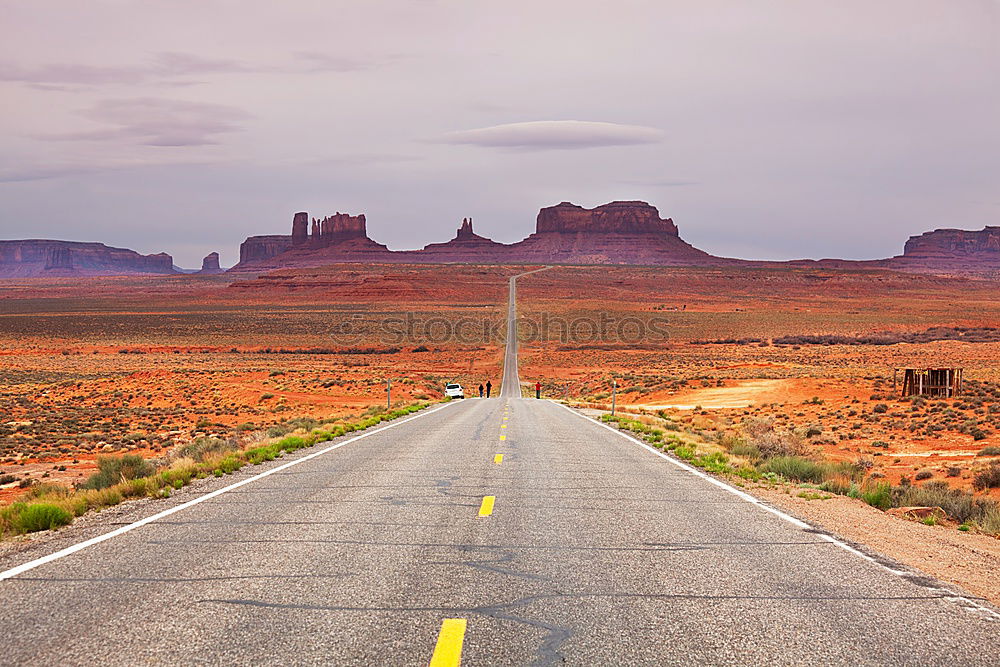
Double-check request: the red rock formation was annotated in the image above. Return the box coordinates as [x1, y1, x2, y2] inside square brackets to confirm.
[239, 235, 293, 265]
[0, 240, 175, 278]
[535, 201, 679, 236]
[511, 201, 712, 265]
[291, 212, 309, 246]
[198, 252, 224, 274]
[313, 212, 368, 244]
[901, 227, 1000, 260]
[230, 202, 721, 271]
[417, 218, 512, 262]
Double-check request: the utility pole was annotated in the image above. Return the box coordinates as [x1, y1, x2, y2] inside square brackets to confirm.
[386, 378, 391, 410]
[611, 379, 617, 416]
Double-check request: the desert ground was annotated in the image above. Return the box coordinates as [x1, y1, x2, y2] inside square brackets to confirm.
[2, 262, 998, 511]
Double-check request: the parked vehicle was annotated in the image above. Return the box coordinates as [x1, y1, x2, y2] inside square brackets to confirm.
[445, 383, 465, 399]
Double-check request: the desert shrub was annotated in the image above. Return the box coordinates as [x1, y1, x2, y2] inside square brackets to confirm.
[972, 464, 1000, 490]
[819, 476, 853, 496]
[729, 440, 762, 460]
[695, 451, 731, 473]
[26, 482, 71, 499]
[742, 418, 804, 458]
[861, 481, 893, 510]
[914, 470, 933, 481]
[0, 474, 16, 485]
[978, 446, 1000, 456]
[177, 436, 238, 462]
[762, 456, 827, 483]
[80, 455, 156, 491]
[897, 481, 982, 523]
[873, 403, 888, 414]
[979, 506, 1000, 535]
[284, 416, 320, 432]
[4, 503, 73, 534]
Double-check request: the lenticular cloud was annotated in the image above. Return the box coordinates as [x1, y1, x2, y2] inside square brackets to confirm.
[439, 120, 664, 150]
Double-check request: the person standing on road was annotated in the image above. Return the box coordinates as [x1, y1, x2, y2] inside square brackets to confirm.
[535, 381, 541, 399]
[485, 380, 492, 398]
[478, 383, 484, 398]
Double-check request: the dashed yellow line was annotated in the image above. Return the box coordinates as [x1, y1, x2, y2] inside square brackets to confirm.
[499, 435, 506, 441]
[500, 424, 507, 428]
[478, 496, 495, 517]
[429, 618, 467, 666]
[494, 454, 503, 464]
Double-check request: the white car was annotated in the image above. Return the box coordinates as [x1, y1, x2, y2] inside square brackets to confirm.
[444, 383, 465, 399]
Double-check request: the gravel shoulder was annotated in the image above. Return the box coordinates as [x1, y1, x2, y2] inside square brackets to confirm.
[749, 484, 1000, 607]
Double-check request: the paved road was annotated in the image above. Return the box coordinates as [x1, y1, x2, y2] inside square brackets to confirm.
[1, 268, 999, 664]
[499, 267, 549, 398]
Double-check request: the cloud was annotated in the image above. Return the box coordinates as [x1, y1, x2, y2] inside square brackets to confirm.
[152, 52, 252, 76]
[0, 62, 148, 86]
[41, 98, 250, 147]
[0, 51, 376, 87]
[292, 51, 378, 73]
[438, 120, 664, 151]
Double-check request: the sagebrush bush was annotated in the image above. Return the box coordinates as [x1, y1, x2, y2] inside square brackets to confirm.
[763, 456, 827, 483]
[896, 481, 995, 524]
[2, 502, 73, 534]
[177, 436, 238, 462]
[972, 464, 1000, 490]
[742, 418, 805, 458]
[861, 481, 893, 510]
[79, 455, 157, 490]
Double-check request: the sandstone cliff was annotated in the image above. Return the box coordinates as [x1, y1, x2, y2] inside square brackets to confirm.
[901, 227, 1000, 260]
[239, 235, 294, 265]
[511, 201, 712, 265]
[535, 201, 680, 236]
[0, 240, 175, 278]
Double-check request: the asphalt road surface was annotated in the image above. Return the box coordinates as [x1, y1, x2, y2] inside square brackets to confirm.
[500, 267, 550, 399]
[1, 270, 999, 664]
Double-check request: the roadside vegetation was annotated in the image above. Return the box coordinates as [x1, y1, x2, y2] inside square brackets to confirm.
[0, 402, 430, 540]
[600, 412, 1000, 536]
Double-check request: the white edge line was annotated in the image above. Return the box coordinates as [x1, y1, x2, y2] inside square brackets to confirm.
[553, 401, 1000, 621]
[0, 401, 461, 582]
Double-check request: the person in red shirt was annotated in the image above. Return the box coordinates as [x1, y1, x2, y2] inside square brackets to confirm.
[535, 381, 541, 399]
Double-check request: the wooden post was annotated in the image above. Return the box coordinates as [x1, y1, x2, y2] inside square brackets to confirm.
[386, 378, 391, 410]
[611, 379, 617, 416]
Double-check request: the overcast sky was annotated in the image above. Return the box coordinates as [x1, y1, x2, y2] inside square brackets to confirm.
[1, 0, 998, 267]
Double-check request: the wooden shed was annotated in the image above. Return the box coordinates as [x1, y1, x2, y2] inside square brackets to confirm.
[894, 368, 963, 398]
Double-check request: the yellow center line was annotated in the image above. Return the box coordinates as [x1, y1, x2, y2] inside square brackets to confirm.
[499, 434, 506, 441]
[478, 496, 495, 517]
[494, 454, 503, 464]
[501, 424, 507, 428]
[429, 618, 467, 667]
